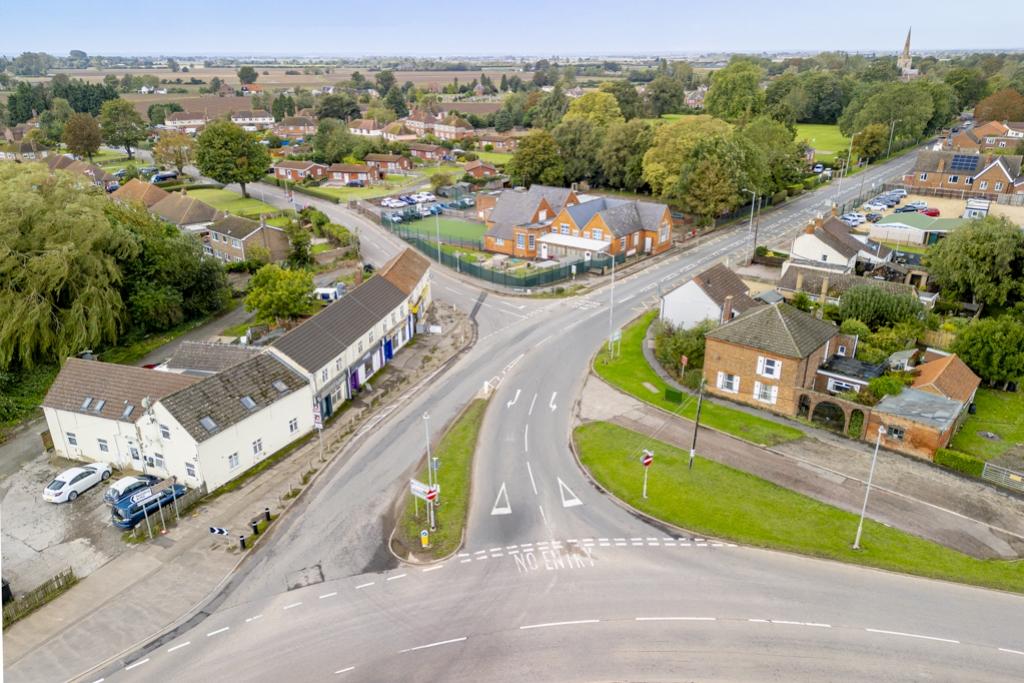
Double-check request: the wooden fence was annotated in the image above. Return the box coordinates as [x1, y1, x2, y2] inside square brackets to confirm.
[3, 568, 77, 629]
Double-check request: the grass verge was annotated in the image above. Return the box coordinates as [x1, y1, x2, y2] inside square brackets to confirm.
[951, 388, 1024, 461]
[395, 398, 488, 559]
[593, 311, 803, 446]
[576, 421, 1024, 594]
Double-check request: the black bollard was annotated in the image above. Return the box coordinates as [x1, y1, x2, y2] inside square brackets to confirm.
[264, 507, 271, 523]
[239, 535, 246, 550]
[251, 520, 260, 536]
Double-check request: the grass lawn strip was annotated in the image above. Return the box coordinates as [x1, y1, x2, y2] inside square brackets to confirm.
[593, 311, 803, 446]
[576, 421, 1024, 594]
[951, 388, 1024, 461]
[473, 151, 513, 165]
[400, 217, 486, 241]
[396, 398, 488, 559]
[186, 188, 278, 217]
[795, 124, 850, 163]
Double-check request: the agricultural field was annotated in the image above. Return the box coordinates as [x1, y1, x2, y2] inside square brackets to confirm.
[795, 124, 850, 164]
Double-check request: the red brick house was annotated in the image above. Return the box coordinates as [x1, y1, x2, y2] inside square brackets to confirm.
[946, 121, 1024, 152]
[273, 160, 328, 182]
[326, 163, 376, 186]
[901, 150, 1023, 197]
[407, 143, 447, 162]
[464, 159, 497, 178]
[274, 116, 317, 140]
[404, 110, 438, 136]
[364, 153, 411, 175]
[205, 214, 291, 264]
[477, 132, 520, 152]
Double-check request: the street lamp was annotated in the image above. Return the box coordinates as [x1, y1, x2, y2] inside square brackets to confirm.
[835, 131, 860, 205]
[740, 188, 756, 236]
[423, 412, 436, 532]
[886, 119, 901, 159]
[853, 425, 886, 550]
[597, 248, 616, 355]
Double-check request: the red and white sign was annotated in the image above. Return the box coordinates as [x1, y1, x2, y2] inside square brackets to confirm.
[425, 487, 438, 501]
[642, 450, 654, 467]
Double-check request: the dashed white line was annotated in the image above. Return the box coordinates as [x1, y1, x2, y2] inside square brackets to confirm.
[399, 636, 468, 653]
[319, 592, 338, 599]
[491, 551, 504, 557]
[207, 627, 230, 637]
[335, 666, 356, 674]
[89, 679, 104, 683]
[524, 424, 529, 452]
[520, 619, 600, 630]
[865, 628, 959, 644]
[460, 558, 472, 563]
[528, 393, 537, 415]
[998, 648, 1024, 656]
[386, 574, 407, 582]
[422, 565, 444, 573]
[124, 658, 149, 671]
[506, 544, 519, 550]
[167, 641, 191, 653]
[245, 615, 262, 623]
[283, 601, 302, 610]
[771, 620, 831, 628]
[636, 616, 716, 622]
[356, 582, 375, 589]
[526, 461, 538, 495]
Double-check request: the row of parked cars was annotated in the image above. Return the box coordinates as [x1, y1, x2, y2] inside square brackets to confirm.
[44, 464, 187, 529]
[380, 192, 437, 209]
[839, 189, 940, 227]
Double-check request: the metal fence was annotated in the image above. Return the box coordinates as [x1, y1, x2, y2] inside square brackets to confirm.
[3, 568, 76, 628]
[981, 462, 1024, 494]
[880, 182, 1024, 206]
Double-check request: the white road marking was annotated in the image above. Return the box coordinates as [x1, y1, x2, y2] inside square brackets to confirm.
[207, 627, 230, 637]
[460, 558, 472, 563]
[422, 564, 444, 572]
[386, 574, 407, 582]
[283, 602, 302, 610]
[549, 391, 558, 412]
[500, 300, 526, 310]
[491, 551, 504, 557]
[636, 617, 716, 622]
[399, 636, 468, 653]
[506, 544, 518, 550]
[999, 648, 1024, 656]
[356, 582, 374, 589]
[335, 666, 356, 674]
[771, 620, 831, 628]
[245, 615, 262, 623]
[619, 294, 635, 303]
[526, 461, 538, 495]
[524, 424, 529, 452]
[538, 505, 549, 526]
[319, 592, 338, 599]
[491, 482, 512, 515]
[528, 393, 538, 415]
[865, 628, 959, 644]
[167, 641, 191, 653]
[520, 619, 600, 630]
[124, 658, 149, 671]
[748, 619, 769, 623]
[89, 679, 104, 683]
[506, 389, 520, 409]
[557, 477, 583, 508]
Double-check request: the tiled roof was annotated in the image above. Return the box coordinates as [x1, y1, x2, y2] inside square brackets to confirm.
[231, 110, 271, 119]
[110, 179, 171, 208]
[327, 163, 372, 173]
[489, 185, 575, 227]
[912, 150, 1023, 178]
[874, 388, 961, 431]
[464, 159, 496, 171]
[160, 354, 308, 443]
[166, 111, 206, 122]
[149, 193, 218, 226]
[280, 116, 315, 127]
[814, 217, 864, 259]
[274, 160, 321, 170]
[408, 143, 444, 152]
[349, 119, 382, 129]
[912, 354, 980, 405]
[43, 358, 198, 423]
[379, 248, 430, 296]
[164, 341, 259, 375]
[272, 276, 408, 373]
[47, 155, 75, 170]
[210, 214, 262, 239]
[706, 303, 837, 359]
[778, 265, 917, 299]
[691, 263, 760, 312]
[364, 153, 404, 162]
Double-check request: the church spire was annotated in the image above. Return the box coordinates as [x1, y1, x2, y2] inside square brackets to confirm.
[903, 27, 912, 59]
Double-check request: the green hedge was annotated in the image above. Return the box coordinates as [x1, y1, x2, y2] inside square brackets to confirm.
[787, 183, 804, 197]
[802, 178, 817, 190]
[771, 190, 787, 205]
[262, 176, 340, 203]
[156, 182, 222, 192]
[935, 448, 985, 478]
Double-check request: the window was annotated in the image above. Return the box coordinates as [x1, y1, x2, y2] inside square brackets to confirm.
[321, 368, 329, 382]
[966, 176, 974, 185]
[391, 312, 397, 325]
[228, 452, 240, 470]
[495, 238, 504, 246]
[829, 379, 857, 393]
[948, 175, 959, 184]
[560, 223, 570, 235]
[159, 424, 171, 439]
[130, 447, 140, 461]
[837, 345, 847, 356]
[357, 341, 364, 353]
[820, 254, 828, 262]
[886, 425, 905, 441]
[336, 358, 343, 372]
[232, 239, 241, 248]
[538, 209, 548, 221]
[272, 379, 288, 393]
[758, 356, 782, 379]
[289, 417, 299, 433]
[919, 173, 928, 181]
[369, 329, 375, 343]
[81, 396, 93, 410]
[985, 137, 995, 143]
[516, 234, 525, 248]
[716, 371, 739, 394]
[528, 234, 535, 250]
[659, 223, 670, 243]
[185, 462, 196, 478]
[620, 237, 626, 250]
[199, 416, 218, 432]
[93, 399, 105, 413]
[66, 432, 78, 446]
[999, 141, 1007, 148]
[979, 180, 989, 190]
[753, 381, 778, 405]
[97, 438, 109, 453]
[252, 438, 263, 455]
[995, 182, 1004, 191]
[153, 452, 165, 468]
[591, 229, 602, 240]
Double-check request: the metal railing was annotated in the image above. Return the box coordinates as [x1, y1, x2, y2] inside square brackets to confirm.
[981, 462, 1024, 494]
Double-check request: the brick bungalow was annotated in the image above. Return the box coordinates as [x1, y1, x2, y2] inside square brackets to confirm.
[273, 160, 328, 182]
[110, 178, 171, 208]
[326, 163, 376, 186]
[464, 159, 497, 178]
[407, 142, 447, 162]
[364, 153, 411, 175]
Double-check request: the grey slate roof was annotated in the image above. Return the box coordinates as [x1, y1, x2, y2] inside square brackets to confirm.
[210, 214, 262, 239]
[272, 276, 408, 374]
[821, 355, 885, 381]
[488, 185, 575, 227]
[160, 354, 308, 443]
[873, 388, 961, 431]
[690, 263, 760, 312]
[706, 303, 837, 359]
[164, 341, 259, 376]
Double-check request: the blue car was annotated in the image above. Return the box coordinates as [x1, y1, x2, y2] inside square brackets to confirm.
[111, 482, 188, 529]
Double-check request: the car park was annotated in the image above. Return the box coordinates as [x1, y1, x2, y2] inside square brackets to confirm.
[887, 188, 908, 197]
[876, 195, 899, 206]
[918, 207, 941, 217]
[863, 201, 888, 212]
[110, 482, 187, 529]
[907, 201, 928, 210]
[43, 463, 112, 503]
[104, 474, 160, 505]
[866, 213, 883, 223]
[895, 205, 920, 213]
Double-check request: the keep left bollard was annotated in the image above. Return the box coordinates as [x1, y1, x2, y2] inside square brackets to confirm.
[251, 520, 260, 536]
[239, 535, 247, 550]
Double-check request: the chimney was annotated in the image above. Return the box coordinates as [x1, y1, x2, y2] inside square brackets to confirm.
[818, 276, 830, 318]
[830, 204, 838, 217]
[795, 271, 804, 293]
[804, 221, 816, 235]
[937, 157, 945, 172]
[721, 295, 734, 323]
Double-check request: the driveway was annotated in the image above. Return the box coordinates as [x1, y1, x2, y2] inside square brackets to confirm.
[134, 300, 252, 367]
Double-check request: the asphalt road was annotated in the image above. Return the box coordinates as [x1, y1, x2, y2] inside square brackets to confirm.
[77, 149, 1021, 683]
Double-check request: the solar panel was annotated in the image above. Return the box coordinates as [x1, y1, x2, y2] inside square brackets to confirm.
[950, 154, 979, 172]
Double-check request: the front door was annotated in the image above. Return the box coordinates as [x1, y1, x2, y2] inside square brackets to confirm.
[644, 237, 653, 253]
[540, 243, 548, 259]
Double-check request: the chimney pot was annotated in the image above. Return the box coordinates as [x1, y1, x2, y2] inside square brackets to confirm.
[721, 295, 734, 324]
[795, 271, 805, 292]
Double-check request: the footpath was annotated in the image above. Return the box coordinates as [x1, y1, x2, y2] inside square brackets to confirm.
[578, 374, 1024, 560]
[2, 303, 474, 683]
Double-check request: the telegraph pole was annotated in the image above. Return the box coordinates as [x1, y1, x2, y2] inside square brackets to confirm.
[689, 378, 705, 470]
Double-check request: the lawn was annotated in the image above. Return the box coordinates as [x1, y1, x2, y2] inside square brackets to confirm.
[399, 217, 487, 241]
[576, 421, 1024, 594]
[186, 189, 278, 217]
[795, 124, 850, 164]
[311, 173, 430, 202]
[473, 151, 513, 165]
[879, 241, 929, 255]
[951, 388, 1024, 462]
[396, 399, 489, 559]
[593, 311, 803, 447]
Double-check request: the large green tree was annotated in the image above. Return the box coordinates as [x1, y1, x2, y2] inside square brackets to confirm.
[600, 119, 654, 192]
[944, 67, 988, 110]
[641, 115, 732, 196]
[153, 130, 195, 175]
[837, 286, 923, 330]
[736, 115, 803, 193]
[311, 118, 356, 164]
[38, 98, 74, 145]
[671, 133, 750, 225]
[925, 216, 1024, 306]
[237, 66, 258, 85]
[644, 75, 686, 117]
[852, 122, 890, 161]
[974, 89, 1024, 123]
[952, 317, 1024, 387]
[506, 130, 564, 186]
[244, 264, 314, 326]
[705, 60, 765, 123]
[562, 91, 624, 128]
[62, 112, 101, 162]
[531, 84, 569, 129]
[195, 120, 271, 198]
[99, 98, 147, 159]
[315, 93, 360, 121]
[599, 80, 643, 120]
[552, 119, 603, 186]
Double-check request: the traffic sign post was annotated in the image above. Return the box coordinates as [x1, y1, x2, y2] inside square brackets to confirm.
[420, 529, 430, 549]
[641, 449, 653, 499]
[410, 479, 440, 531]
[209, 527, 230, 536]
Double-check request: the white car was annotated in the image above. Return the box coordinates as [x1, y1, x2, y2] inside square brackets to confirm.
[43, 463, 112, 503]
[907, 200, 927, 210]
[888, 188, 908, 197]
[863, 201, 888, 212]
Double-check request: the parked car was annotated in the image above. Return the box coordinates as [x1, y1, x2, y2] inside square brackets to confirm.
[907, 200, 928, 210]
[110, 482, 188, 529]
[105, 182, 120, 193]
[863, 201, 888, 212]
[345, 180, 364, 188]
[887, 188, 908, 197]
[43, 463, 112, 503]
[104, 474, 159, 505]
[895, 205, 920, 213]
[138, 166, 157, 176]
[875, 195, 899, 207]
[918, 207, 941, 217]
[151, 171, 178, 183]
[866, 213, 883, 223]
[839, 213, 863, 226]
[812, 163, 824, 173]
[112, 168, 128, 179]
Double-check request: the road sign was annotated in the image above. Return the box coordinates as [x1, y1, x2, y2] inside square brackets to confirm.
[313, 402, 323, 430]
[642, 449, 654, 467]
[209, 527, 229, 536]
[131, 488, 154, 505]
[611, 329, 622, 342]
[425, 487, 438, 502]
[410, 479, 440, 502]
[420, 530, 430, 548]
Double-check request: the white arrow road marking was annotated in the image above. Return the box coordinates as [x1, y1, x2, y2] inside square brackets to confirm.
[506, 389, 520, 409]
[549, 392, 558, 412]
[491, 482, 512, 515]
[500, 300, 526, 310]
[528, 393, 537, 415]
[558, 477, 583, 508]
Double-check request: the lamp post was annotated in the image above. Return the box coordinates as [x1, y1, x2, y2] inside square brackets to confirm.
[597, 248, 616, 355]
[434, 211, 442, 263]
[853, 425, 886, 550]
[836, 132, 860, 206]
[740, 188, 756, 236]
[423, 412, 436, 532]
[886, 119, 900, 159]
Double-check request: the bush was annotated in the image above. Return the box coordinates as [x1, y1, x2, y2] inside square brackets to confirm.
[787, 183, 804, 197]
[847, 409, 864, 437]
[755, 245, 768, 257]
[935, 448, 985, 477]
[867, 373, 912, 399]
[803, 178, 816, 190]
[840, 318, 871, 339]
[771, 190, 787, 205]
[653, 319, 712, 378]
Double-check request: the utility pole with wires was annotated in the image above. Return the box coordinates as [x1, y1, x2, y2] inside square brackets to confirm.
[689, 378, 705, 470]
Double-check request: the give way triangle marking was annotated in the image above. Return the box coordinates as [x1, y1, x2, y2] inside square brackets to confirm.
[491, 482, 512, 515]
[557, 477, 583, 508]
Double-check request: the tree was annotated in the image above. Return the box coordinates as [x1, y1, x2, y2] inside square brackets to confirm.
[600, 119, 654, 192]
[6, 81, 49, 124]
[194, 120, 271, 198]
[153, 131, 195, 175]
[271, 94, 296, 121]
[62, 112, 101, 162]
[167, 58, 180, 73]
[37, 98, 73, 145]
[506, 130, 564, 187]
[552, 119, 603, 185]
[925, 216, 1024, 306]
[237, 66, 258, 85]
[837, 286, 923, 330]
[642, 115, 733, 196]
[653, 319, 714, 377]
[311, 118, 356, 164]
[599, 81, 643, 121]
[644, 75, 686, 116]
[375, 70, 396, 96]
[494, 110, 514, 132]
[206, 76, 223, 94]
[671, 133, 749, 225]
[315, 93, 360, 121]
[99, 99, 147, 159]
[737, 115, 803, 193]
[500, 74, 509, 92]
[531, 84, 568, 129]
[244, 264, 314, 326]
[384, 87, 409, 118]
[705, 60, 765, 123]
[430, 171, 454, 193]
[284, 223, 312, 268]
[852, 122, 889, 161]
[944, 67, 988, 110]
[952, 317, 1024, 387]
[974, 89, 1024, 123]
[840, 82, 935, 140]
[562, 91, 624, 128]
[147, 101, 182, 125]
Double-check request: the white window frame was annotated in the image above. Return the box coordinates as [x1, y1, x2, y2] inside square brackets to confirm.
[919, 172, 928, 181]
[153, 452, 165, 468]
[528, 234, 535, 250]
[948, 175, 958, 184]
[560, 223, 570, 235]
[66, 432, 78, 446]
[828, 378, 857, 393]
[979, 180, 989, 190]
[159, 424, 171, 439]
[591, 229, 602, 240]
[887, 425, 905, 441]
[289, 417, 299, 434]
[321, 368, 329, 381]
[757, 356, 782, 379]
[837, 344, 847, 356]
[228, 452, 240, 470]
[252, 438, 263, 456]
[716, 371, 739, 394]
[516, 233, 525, 248]
[995, 182, 1004, 191]
[97, 438, 109, 453]
[185, 462, 196, 478]
[753, 381, 778, 405]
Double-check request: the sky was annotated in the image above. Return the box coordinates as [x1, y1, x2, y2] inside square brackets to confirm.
[2, 0, 1022, 56]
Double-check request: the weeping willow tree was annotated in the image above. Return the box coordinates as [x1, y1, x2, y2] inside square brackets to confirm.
[0, 163, 138, 369]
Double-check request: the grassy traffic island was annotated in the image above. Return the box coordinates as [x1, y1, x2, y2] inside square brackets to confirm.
[575, 421, 1024, 594]
[391, 398, 489, 561]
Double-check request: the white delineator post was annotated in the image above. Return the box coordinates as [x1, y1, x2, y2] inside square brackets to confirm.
[854, 425, 886, 550]
[641, 449, 653, 499]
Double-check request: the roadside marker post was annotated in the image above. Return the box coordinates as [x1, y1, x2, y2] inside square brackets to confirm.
[420, 530, 430, 549]
[209, 527, 229, 536]
[689, 378, 705, 471]
[641, 449, 653, 499]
